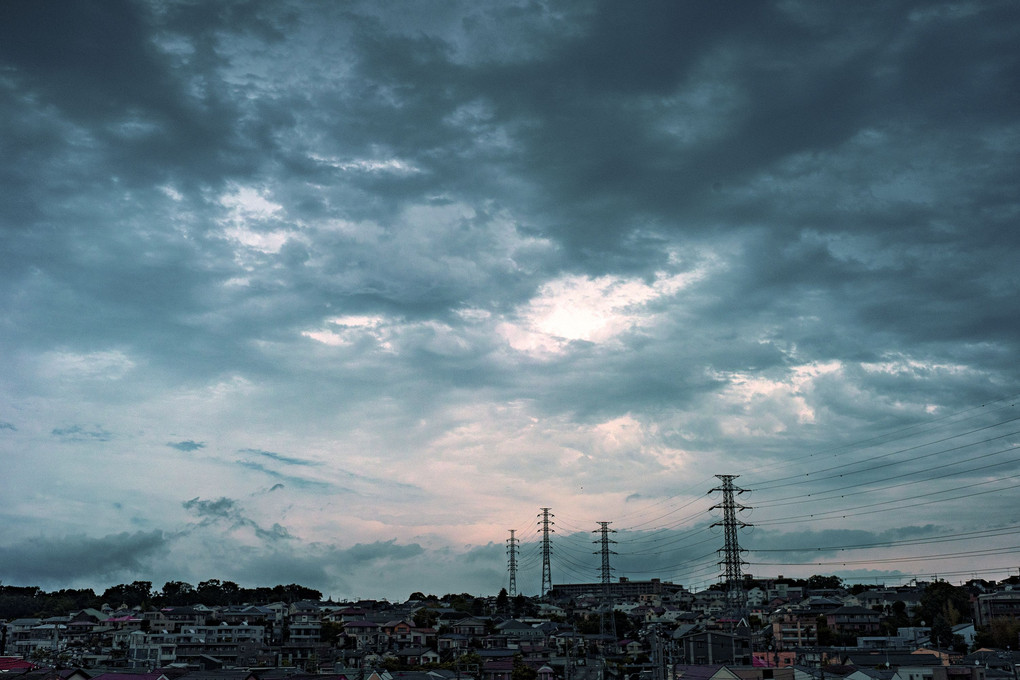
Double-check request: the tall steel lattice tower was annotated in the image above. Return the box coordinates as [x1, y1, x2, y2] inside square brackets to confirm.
[506, 529, 519, 598]
[538, 507, 555, 597]
[593, 521, 618, 640]
[710, 474, 751, 607]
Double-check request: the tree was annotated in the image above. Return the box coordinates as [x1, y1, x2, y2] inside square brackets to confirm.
[496, 588, 510, 613]
[101, 581, 152, 608]
[198, 579, 226, 605]
[159, 581, 195, 604]
[888, 600, 910, 630]
[807, 575, 843, 590]
[413, 607, 438, 628]
[974, 616, 1020, 649]
[321, 620, 345, 645]
[511, 654, 537, 680]
[915, 579, 970, 648]
[816, 615, 837, 646]
[930, 615, 953, 648]
[512, 593, 537, 618]
[220, 580, 240, 604]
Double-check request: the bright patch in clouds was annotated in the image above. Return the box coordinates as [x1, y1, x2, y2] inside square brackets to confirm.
[499, 266, 708, 356]
[218, 185, 294, 254]
[311, 154, 420, 174]
[862, 356, 970, 377]
[39, 350, 137, 381]
[715, 361, 844, 431]
[302, 315, 390, 348]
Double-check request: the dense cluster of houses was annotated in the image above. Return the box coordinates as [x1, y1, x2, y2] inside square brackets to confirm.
[3, 577, 1019, 680]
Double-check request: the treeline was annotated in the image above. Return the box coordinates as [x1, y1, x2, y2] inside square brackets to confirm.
[0, 580, 322, 619]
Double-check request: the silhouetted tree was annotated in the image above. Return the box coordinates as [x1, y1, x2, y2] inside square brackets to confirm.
[159, 581, 196, 605]
[496, 588, 510, 613]
[101, 581, 152, 608]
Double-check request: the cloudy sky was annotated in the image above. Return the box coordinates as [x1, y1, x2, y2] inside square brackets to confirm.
[2, 0, 1019, 601]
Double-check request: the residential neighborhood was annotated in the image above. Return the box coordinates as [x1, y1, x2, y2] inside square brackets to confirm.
[2, 575, 1019, 680]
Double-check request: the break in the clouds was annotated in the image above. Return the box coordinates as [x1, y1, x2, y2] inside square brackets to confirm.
[1, 0, 1019, 599]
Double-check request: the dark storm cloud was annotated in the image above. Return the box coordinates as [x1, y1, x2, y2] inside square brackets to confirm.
[342, 539, 426, 563]
[182, 539, 430, 596]
[168, 440, 205, 451]
[182, 496, 293, 543]
[1, 0, 1018, 596]
[0, 2, 181, 123]
[0, 0, 1009, 393]
[744, 525, 946, 561]
[0, 530, 168, 585]
[182, 496, 238, 520]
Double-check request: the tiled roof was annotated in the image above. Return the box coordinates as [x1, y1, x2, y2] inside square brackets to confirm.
[0, 658, 38, 671]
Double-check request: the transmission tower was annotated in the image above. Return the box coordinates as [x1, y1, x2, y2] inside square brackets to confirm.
[538, 507, 555, 597]
[506, 529, 519, 598]
[593, 521, 618, 640]
[709, 474, 751, 607]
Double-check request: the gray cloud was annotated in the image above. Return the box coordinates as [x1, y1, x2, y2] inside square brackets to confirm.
[234, 460, 348, 493]
[238, 448, 317, 467]
[0, 0, 1017, 596]
[182, 496, 293, 543]
[0, 530, 169, 586]
[52, 424, 113, 442]
[182, 496, 238, 520]
[168, 440, 205, 451]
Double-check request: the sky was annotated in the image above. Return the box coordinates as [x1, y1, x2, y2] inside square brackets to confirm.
[1, 0, 1019, 602]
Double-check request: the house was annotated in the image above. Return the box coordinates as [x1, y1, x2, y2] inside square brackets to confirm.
[392, 646, 440, 666]
[892, 667, 985, 680]
[160, 606, 208, 631]
[731, 670, 798, 680]
[344, 621, 382, 649]
[772, 609, 819, 649]
[826, 606, 881, 638]
[845, 669, 896, 680]
[437, 633, 470, 653]
[621, 639, 643, 658]
[89, 673, 169, 680]
[747, 588, 767, 607]
[676, 627, 753, 666]
[0, 658, 39, 672]
[494, 620, 543, 644]
[289, 601, 324, 643]
[673, 664, 741, 680]
[844, 652, 944, 668]
[451, 618, 488, 638]
[951, 623, 975, 648]
[752, 650, 798, 668]
[973, 589, 1020, 627]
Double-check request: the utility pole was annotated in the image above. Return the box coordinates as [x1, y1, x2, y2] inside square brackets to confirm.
[507, 529, 520, 598]
[710, 474, 751, 610]
[539, 507, 555, 597]
[565, 633, 572, 680]
[593, 521, 618, 641]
